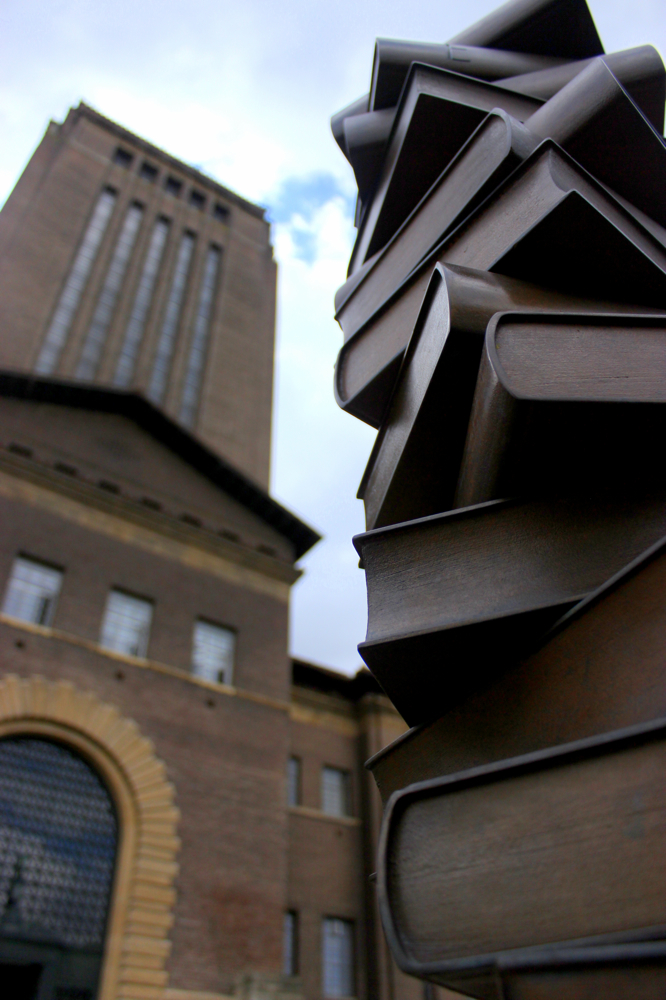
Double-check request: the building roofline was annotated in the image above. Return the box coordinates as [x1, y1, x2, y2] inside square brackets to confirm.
[67, 102, 267, 222]
[291, 658, 383, 700]
[0, 371, 321, 560]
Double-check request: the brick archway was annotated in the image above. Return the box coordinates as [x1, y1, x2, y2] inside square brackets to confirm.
[0, 674, 180, 1000]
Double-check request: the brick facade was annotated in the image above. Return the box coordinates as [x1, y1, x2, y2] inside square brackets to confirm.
[0, 112, 446, 1000]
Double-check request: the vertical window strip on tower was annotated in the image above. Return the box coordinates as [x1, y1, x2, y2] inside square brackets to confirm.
[113, 216, 170, 387]
[147, 231, 196, 405]
[34, 188, 117, 375]
[179, 245, 221, 428]
[75, 201, 144, 380]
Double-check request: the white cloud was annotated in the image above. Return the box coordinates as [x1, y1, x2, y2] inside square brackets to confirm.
[270, 187, 376, 671]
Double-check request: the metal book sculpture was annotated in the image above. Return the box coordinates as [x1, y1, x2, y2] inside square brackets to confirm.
[331, 0, 666, 997]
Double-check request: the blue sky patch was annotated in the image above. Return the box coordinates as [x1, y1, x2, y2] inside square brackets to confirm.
[266, 173, 355, 263]
[267, 172, 354, 225]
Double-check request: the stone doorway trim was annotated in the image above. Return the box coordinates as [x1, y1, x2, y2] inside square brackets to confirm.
[0, 673, 180, 1000]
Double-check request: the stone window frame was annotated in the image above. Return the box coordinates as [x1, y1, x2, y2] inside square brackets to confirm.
[0, 674, 179, 1000]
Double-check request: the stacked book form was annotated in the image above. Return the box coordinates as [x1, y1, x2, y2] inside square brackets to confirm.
[330, 0, 666, 997]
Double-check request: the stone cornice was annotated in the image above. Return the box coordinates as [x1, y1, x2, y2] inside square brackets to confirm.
[0, 448, 300, 587]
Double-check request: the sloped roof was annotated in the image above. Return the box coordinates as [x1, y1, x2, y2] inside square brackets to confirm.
[0, 371, 320, 559]
[292, 658, 383, 700]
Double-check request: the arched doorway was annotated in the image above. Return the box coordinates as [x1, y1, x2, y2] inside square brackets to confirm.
[0, 675, 180, 1000]
[0, 736, 118, 999]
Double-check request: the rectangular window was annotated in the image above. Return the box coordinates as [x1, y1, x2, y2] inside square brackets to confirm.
[191, 620, 235, 685]
[35, 187, 117, 374]
[2, 556, 62, 627]
[147, 230, 196, 404]
[100, 590, 152, 659]
[321, 766, 351, 817]
[178, 244, 221, 428]
[283, 910, 298, 976]
[76, 201, 144, 380]
[287, 756, 301, 807]
[322, 918, 354, 998]
[189, 189, 206, 210]
[165, 176, 183, 197]
[139, 162, 158, 182]
[113, 147, 133, 167]
[213, 203, 230, 222]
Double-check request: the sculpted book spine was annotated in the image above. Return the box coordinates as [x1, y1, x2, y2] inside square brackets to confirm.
[334, 43, 665, 227]
[359, 271, 666, 530]
[366, 532, 666, 804]
[350, 63, 542, 271]
[338, 59, 666, 347]
[370, 39, 563, 110]
[378, 717, 666, 992]
[354, 496, 666, 724]
[336, 143, 666, 427]
[499, 44, 666, 130]
[455, 312, 666, 507]
[448, 0, 604, 60]
[336, 111, 536, 335]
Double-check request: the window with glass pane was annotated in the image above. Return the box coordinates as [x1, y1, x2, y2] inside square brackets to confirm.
[2, 556, 63, 626]
[287, 756, 301, 807]
[113, 216, 170, 387]
[179, 244, 221, 428]
[321, 766, 351, 817]
[191, 620, 235, 685]
[100, 590, 152, 658]
[283, 910, 298, 976]
[322, 918, 354, 997]
[76, 201, 144, 380]
[147, 230, 195, 404]
[35, 187, 117, 375]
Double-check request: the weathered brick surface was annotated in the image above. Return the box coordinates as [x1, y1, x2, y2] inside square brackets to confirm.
[0, 396, 295, 559]
[0, 491, 290, 702]
[0, 620, 290, 994]
[0, 533, 424, 999]
[0, 102, 435, 1000]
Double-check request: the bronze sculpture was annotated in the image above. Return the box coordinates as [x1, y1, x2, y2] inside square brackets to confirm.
[331, 0, 666, 995]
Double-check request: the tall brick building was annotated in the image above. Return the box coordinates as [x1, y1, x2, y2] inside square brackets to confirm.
[0, 103, 275, 488]
[0, 105, 416, 1000]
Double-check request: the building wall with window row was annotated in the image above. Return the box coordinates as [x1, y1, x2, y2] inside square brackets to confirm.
[0, 377, 438, 1000]
[0, 110, 451, 1000]
[0, 388, 296, 703]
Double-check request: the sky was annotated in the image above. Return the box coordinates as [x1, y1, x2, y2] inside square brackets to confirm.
[1, 0, 665, 674]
